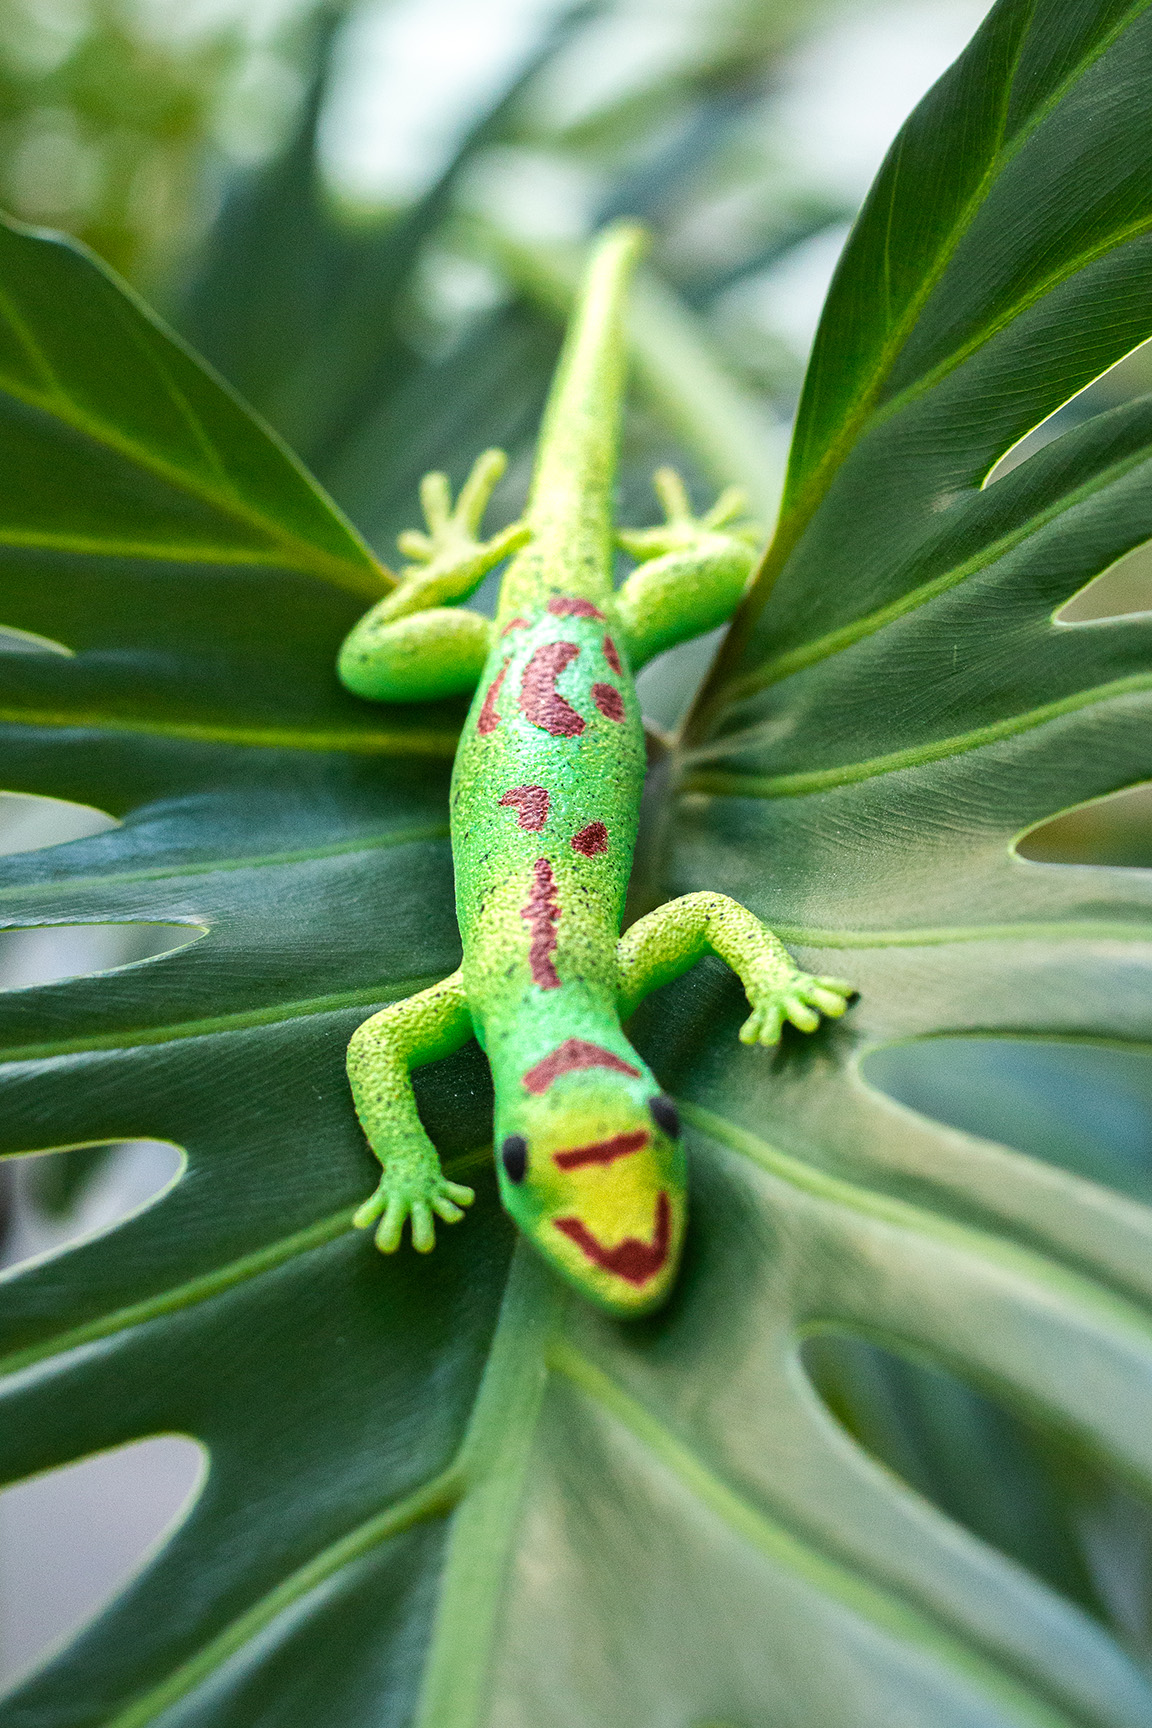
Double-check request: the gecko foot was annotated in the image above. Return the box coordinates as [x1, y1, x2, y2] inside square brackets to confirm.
[739, 974, 855, 1046]
[353, 1171, 476, 1253]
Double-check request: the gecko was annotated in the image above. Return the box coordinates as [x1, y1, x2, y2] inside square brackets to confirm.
[335, 222, 854, 1316]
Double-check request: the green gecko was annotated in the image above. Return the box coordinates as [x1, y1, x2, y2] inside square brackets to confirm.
[336, 223, 854, 1316]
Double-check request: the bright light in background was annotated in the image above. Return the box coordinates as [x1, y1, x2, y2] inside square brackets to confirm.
[772, 0, 992, 204]
[716, 222, 852, 370]
[719, 0, 992, 368]
[319, 0, 565, 210]
[0, 1438, 206, 1690]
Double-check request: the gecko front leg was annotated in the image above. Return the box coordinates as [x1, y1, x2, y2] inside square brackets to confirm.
[617, 893, 853, 1044]
[337, 449, 530, 702]
[615, 467, 763, 669]
[347, 971, 477, 1251]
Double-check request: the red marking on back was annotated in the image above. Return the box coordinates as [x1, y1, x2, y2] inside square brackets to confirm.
[501, 617, 529, 636]
[592, 682, 625, 722]
[554, 1130, 649, 1170]
[520, 642, 584, 736]
[477, 662, 508, 734]
[571, 821, 608, 856]
[521, 857, 561, 988]
[548, 596, 605, 620]
[522, 1038, 641, 1094]
[499, 785, 550, 831]
[555, 1192, 672, 1285]
[603, 634, 622, 674]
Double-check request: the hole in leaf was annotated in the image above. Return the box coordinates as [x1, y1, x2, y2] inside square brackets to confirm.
[0, 792, 119, 858]
[985, 337, 1152, 489]
[1058, 540, 1152, 623]
[1, 1139, 184, 1273]
[0, 625, 73, 657]
[0, 1436, 206, 1691]
[862, 1038, 1152, 1206]
[1016, 784, 1152, 868]
[0, 923, 205, 991]
[801, 1330, 1152, 1651]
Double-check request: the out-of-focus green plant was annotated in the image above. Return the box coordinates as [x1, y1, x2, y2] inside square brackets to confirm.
[0, 0, 303, 284]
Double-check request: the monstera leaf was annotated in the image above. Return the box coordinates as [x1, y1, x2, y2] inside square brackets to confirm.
[3, 1, 1152, 1723]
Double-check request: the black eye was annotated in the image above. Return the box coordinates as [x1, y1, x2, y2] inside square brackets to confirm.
[649, 1094, 680, 1137]
[502, 1134, 528, 1182]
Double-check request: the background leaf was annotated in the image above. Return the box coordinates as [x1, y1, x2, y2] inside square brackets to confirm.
[4, 0, 1152, 1724]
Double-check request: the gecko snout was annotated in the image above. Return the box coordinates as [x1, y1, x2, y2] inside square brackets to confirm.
[493, 1073, 687, 1315]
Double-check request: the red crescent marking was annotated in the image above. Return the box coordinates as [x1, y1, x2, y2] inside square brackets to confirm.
[592, 682, 625, 722]
[554, 1192, 672, 1285]
[548, 596, 605, 620]
[571, 821, 608, 856]
[522, 1038, 641, 1094]
[501, 616, 529, 636]
[554, 1130, 649, 1170]
[477, 662, 508, 734]
[603, 634, 622, 674]
[520, 642, 584, 736]
[498, 785, 550, 831]
[521, 857, 561, 988]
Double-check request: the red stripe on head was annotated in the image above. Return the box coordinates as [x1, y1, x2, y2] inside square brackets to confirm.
[520, 642, 585, 736]
[520, 857, 561, 988]
[548, 596, 605, 620]
[592, 682, 625, 722]
[499, 785, 550, 831]
[571, 821, 608, 856]
[603, 634, 622, 674]
[554, 1193, 672, 1284]
[501, 616, 529, 636]
[554, 1130, 649, 1170]
[477, 661, 508, 734]
[522, 1038, 641, 1093]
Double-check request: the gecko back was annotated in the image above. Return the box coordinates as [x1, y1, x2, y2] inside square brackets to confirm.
[336, 222, 853, 1316]
[453, 583, 685, 1313]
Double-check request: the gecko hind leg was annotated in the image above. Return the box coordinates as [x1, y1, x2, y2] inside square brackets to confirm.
[617, 892, 854, 1045]
[338, 448, 529, 703]
[347, 970, 477, 1252]
[615, 468, 764, 669]
[339, 605, 493, 702]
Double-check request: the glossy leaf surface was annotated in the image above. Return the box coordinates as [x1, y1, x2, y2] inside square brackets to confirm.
[3, 2, 1152, 1723]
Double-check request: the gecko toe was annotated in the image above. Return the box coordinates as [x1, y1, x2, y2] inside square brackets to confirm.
[374, 1196, 407, 1253]
[410, 1202, 436, 1253]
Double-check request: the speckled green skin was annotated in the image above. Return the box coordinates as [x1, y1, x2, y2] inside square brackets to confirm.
[339, 224, 854, 1315]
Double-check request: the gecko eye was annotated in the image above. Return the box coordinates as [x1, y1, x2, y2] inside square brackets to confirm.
[502, 1134, 528, 1182]
[649, 1095, 680, 1138]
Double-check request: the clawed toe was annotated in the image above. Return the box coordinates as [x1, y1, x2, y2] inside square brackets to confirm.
[356, 1174, 476, 1254]
[740, 972, 857, 1047]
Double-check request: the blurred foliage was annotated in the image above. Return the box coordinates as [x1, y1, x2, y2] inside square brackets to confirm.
[0, 0, 307, 284]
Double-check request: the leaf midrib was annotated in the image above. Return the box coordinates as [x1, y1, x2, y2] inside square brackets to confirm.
[719, 429, 1152, 704]
[0, 972, 449, 1063]
[0, 707, 462, 757]
[101, 1467, 464, 1728]
[0, 286, 388, 599]
[0, 1148, 491, 1380]
[551, 1341, 1087, 1728]
[0, 821, 451, 904]
[685, 672, 1152, 797]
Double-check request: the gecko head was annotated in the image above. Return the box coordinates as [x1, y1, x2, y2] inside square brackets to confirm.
[495, 1067, 686, 1317]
